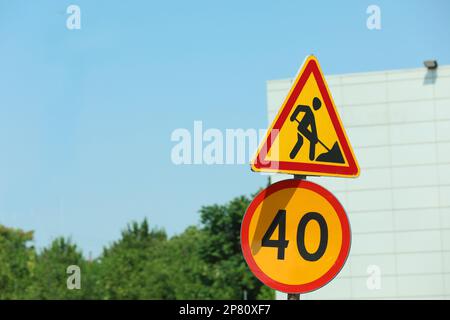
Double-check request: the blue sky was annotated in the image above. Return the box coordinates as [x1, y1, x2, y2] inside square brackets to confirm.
[0, 0, 449, 256]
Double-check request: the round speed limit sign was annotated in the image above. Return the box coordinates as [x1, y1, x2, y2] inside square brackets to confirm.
[241, 179, 351, 294]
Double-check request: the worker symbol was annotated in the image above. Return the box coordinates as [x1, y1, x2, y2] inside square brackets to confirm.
[289, 97, 345, 164]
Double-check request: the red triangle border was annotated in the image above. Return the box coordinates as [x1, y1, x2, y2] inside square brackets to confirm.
[253, 58, 359, 177]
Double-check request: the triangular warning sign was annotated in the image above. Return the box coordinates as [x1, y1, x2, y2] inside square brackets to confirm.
[252, 55, 360, 178]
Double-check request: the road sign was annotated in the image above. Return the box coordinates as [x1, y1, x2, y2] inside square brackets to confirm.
[251, 55, 359, 178]
[241, 179, 351, 293]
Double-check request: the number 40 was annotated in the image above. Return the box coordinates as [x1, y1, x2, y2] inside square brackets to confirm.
[261, 209, 328, 261]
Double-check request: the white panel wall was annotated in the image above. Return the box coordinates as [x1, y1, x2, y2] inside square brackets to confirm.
[268, 65, 450, 300]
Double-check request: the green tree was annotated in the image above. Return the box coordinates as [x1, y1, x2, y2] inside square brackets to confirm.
[163, 226, 211, 299]
[95, 219, 171, 299]
[199, 195, 274, 300]
[0, 225, 35, 299]
[28, 237, 89, 299]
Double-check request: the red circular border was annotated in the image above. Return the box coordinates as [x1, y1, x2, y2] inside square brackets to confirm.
[241, 179, 351, 294]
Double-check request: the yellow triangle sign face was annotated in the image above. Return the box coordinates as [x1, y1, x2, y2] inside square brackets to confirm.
[252, 56, 360, 177]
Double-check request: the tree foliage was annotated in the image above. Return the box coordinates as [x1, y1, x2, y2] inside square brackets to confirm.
[0, 192, 274, 299]
[199, 195, 273, 299]
[0, 226, 34, 299]
[95, 220, 171, 299]
[28, 237, 88, 299]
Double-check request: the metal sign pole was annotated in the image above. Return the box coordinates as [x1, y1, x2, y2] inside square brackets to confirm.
[287, 293, 300, 300]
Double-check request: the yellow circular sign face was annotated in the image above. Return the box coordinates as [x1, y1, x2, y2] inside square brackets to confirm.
[241, 179, 351, 293]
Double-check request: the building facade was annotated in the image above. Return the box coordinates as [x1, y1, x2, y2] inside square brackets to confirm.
[268, 63, 450, 299]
